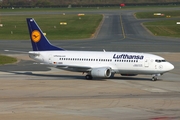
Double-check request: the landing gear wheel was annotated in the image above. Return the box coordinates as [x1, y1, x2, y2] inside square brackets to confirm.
[110, 73, 115, 78]
[85, 75, 92, 80]
[152, 76, 157, 81]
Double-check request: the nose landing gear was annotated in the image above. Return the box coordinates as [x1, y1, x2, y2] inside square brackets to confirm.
[151, 74, 161, 81]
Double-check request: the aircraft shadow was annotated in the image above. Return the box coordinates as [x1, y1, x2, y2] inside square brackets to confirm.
[0, 70, 153, 81]
[111, 76, 152, 81]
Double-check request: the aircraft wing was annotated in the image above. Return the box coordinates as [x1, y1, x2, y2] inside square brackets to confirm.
[56, 65, 116, 73]
[56, 65, 91, 72]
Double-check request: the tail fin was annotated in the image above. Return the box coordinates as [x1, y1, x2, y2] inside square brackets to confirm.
[26, 18, 64, 51]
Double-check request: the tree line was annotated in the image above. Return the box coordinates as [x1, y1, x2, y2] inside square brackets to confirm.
[0, 0, 180, 7]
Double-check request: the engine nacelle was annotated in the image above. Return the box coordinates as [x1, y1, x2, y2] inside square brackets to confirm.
[91, 67, 111, 78]
[121, 74, 137, 76]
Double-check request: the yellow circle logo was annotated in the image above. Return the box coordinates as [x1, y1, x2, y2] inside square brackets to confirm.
[31, 30, 41, 43]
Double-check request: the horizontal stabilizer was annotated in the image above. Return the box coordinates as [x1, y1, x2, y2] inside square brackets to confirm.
[4, 50, 28, 54]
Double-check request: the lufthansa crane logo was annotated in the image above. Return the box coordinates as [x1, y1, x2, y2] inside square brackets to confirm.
[31, 30, 41, 43]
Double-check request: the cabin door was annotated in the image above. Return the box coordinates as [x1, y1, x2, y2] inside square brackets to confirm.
[144, 58, 149, 67]
[48, 54, 53, 64]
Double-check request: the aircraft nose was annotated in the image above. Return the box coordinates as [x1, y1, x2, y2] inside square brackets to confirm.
[168, 62, 174, 71]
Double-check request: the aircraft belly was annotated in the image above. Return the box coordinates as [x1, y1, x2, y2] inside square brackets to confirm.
[116, 69, 160, 75]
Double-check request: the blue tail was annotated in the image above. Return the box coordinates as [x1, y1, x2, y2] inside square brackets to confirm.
[26, 18, 64, 51]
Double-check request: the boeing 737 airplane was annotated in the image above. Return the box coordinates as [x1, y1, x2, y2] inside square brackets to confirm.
[26, 18, 174, 81]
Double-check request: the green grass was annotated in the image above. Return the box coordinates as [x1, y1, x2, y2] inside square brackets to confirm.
[0, 8, 98, 12]
[0, 14, 102, 40]
[135, 10, 180, 19]
[1, 5, 180, 12]
[135, 10, 180, 37]
[143, 20, 180, 37]
[0, 55, 17, 65]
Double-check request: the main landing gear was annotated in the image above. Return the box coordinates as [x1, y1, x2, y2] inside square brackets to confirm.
[152, 76, 158, 81]
[85, 75, 93, 80]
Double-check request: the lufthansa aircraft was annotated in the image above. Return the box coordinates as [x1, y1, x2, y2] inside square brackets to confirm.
[27, 18, 174, 81]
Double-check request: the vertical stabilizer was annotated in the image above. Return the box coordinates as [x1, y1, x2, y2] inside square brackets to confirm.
[26, 18, 64, 51]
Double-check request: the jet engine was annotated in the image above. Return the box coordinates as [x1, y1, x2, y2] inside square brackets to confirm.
[91, 67, 111, 78]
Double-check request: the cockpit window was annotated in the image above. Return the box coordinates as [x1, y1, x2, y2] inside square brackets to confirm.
[155, 59, 166, 63]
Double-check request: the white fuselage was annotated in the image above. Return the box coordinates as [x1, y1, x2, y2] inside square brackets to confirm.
[29, 51, 174, 75]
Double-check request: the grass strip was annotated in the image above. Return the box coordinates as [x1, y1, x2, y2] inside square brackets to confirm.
[1, 5, 180, 12]
[135, 10, 180, 19]
[0, 14, 102, 40]
[0, 55, 17, 65]
[143, 20, 180, 37]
